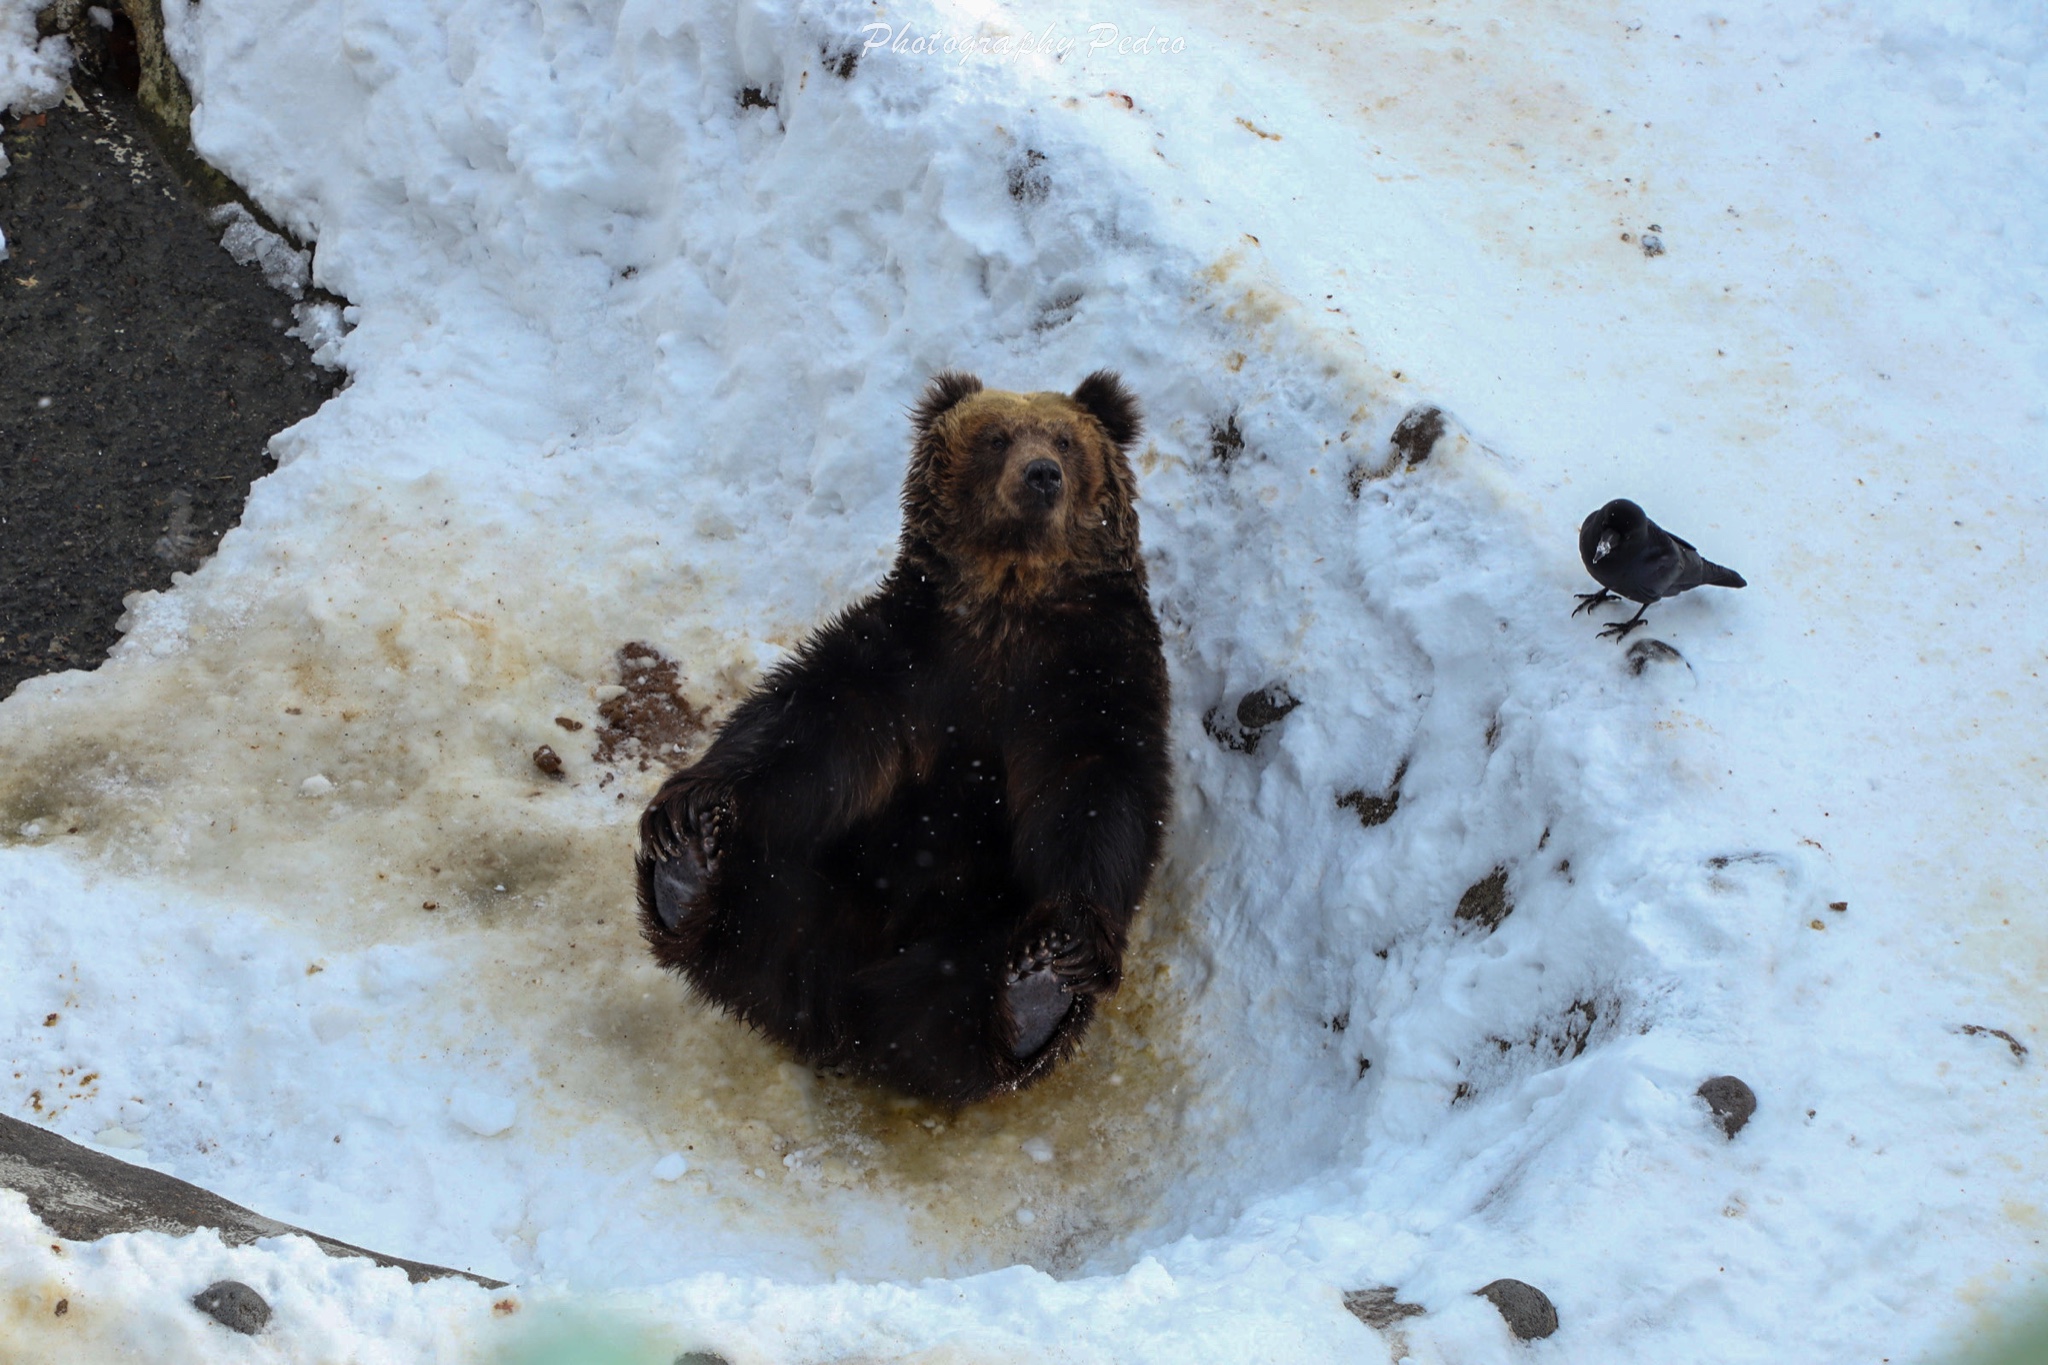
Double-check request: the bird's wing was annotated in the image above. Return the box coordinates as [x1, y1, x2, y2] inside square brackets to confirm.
[1638, 536, 1693, 597]
[1642, 537, 1682, 571]
[1668, 531, 1698, 552]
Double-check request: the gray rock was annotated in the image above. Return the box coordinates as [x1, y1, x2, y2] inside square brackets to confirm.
[0, 1113, 501, 1286]
[192, 1280, 270, 1335]
[1697, 1075, 1757, 1138]
[675, 1354, 731, 1365]
[1475, 1278, 1558, 1340]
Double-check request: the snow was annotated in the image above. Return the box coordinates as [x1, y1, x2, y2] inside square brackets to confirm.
[208, 202, 313, 299]
[1, 0, 2044, 1361]
[0, 0, 69, 184]
[0, 2, 68, 120]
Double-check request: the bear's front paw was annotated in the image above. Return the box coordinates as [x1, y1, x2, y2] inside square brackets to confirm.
[639, 782, 733, 932]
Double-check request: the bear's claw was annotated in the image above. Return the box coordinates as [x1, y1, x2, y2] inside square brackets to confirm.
[643, 787, 731, 931]
[1004, 932, 1070, 985]
[1009, 908, 1119, 993]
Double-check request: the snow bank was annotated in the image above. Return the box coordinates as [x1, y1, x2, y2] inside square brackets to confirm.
[0, 2, 69, 120]
[2, 0, 2043, 1360]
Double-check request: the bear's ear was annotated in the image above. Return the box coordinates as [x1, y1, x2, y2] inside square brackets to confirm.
[914, 371, 984, 434]
[1071, 370, 1142, 449]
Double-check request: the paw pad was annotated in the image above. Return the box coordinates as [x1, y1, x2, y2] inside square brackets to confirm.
[1004, 967, 1072, 1059]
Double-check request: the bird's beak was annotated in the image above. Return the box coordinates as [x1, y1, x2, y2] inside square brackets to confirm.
[1593, 532, 1616, 563]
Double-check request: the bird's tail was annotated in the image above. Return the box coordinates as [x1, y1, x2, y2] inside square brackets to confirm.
[1700, 559, 1746, 589]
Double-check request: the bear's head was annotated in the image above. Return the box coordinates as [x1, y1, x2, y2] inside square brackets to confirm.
[902, 371, 1145, 600]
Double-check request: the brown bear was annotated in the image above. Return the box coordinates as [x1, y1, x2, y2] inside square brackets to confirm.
[636, 371, 1172, 1104]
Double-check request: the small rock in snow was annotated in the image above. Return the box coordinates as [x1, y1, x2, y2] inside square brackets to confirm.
[1343, 1286, 1425, 1328]
[192, 1280, 271, 1335]
[1475, 1278, 1558, 1340]
[1205, 683, 1300, 754]
[1021, 1137, 1054, 1163]
[1454, 867, 1513, 932]
[1337, 759, 1407, 828]
[1641, 232, 1665, 257]
[1697, 1075, 1757, 1137]
[1235, 683, 1300, 732]
[1209, 412, 1246, 467]
[533, 744, 565, 778]
[653, 1152, 690, 1181]
[1959, 1024, 2029, 1063]
[299, 774, 334, 798]
[1389, 404, 1447, 467]
[674, 1354, 731, 1365]
[450, 1088, 518, 1136]
[1625, 638, 1687, 676]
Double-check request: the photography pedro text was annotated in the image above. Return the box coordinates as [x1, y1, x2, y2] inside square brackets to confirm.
[860, 22, 1187, 63]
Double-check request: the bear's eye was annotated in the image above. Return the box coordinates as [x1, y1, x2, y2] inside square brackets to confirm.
[985, 431, 1012, 454]
[1054, 434, 1072, 453]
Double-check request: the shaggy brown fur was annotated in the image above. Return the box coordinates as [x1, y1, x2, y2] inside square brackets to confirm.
[637, 371, 1171, 1104]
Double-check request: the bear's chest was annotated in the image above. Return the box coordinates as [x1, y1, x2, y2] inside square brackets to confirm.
[823, 737, 1018, 934]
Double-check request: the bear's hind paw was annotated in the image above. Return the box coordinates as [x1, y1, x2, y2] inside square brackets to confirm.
[1003, 966, 1072, 1059]
[1002, 932, 1081, 1059]
[1004, 932, 1071, 986]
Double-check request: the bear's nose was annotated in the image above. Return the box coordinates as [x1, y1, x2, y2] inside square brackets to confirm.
[1023, 459, 1063, 504]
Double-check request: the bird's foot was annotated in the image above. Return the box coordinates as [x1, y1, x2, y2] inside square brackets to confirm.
[1597, 616, 1649, 641]
[1571, 589, 1619, 618]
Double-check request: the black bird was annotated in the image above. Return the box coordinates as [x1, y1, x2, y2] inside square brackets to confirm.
[1574, 498, 1746, 640]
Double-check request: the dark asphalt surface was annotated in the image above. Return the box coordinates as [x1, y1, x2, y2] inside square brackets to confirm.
[0, 56, 340, 701]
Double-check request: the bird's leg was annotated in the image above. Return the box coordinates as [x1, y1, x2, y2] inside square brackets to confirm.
[1598, 603, 1651, 640]
[1572, 588, 1619, 617]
